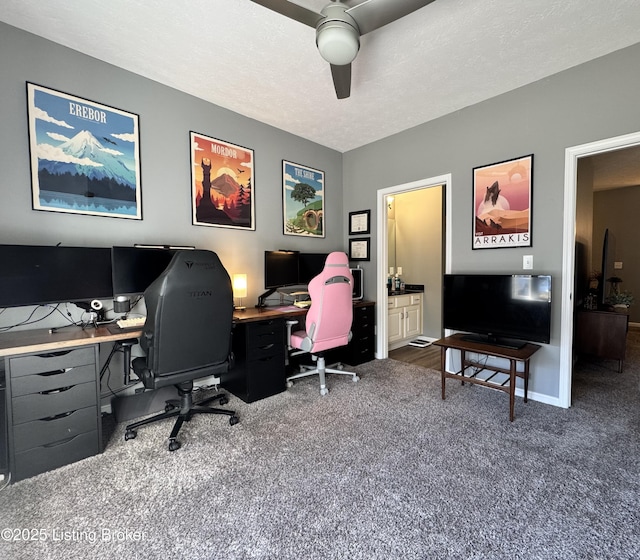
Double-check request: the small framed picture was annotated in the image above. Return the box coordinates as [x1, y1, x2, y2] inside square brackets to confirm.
[349, 237, 370, 261]
[349, 209, 370, 235]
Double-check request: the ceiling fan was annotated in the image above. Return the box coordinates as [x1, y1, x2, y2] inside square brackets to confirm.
[251, 0, 436, 99]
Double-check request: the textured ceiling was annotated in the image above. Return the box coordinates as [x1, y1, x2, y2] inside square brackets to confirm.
[1, 0, 640, 158]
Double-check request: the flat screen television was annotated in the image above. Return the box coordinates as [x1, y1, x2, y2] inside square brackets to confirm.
[443, 274, 552, 348]
[0, 244, 113, 308]
[112, 246, 176, 297]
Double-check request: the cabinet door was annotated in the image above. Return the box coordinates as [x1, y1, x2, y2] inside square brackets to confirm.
[388, 307, 404, 344]
[405, 304, 422, 339]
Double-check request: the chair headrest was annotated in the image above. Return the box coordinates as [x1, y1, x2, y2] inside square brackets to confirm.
[324, 251, 349, 268]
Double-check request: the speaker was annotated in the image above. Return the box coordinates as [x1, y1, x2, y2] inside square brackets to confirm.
[114, 295, 131, 314]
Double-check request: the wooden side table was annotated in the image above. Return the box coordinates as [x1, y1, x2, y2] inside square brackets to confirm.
[434, 333, 542, 421]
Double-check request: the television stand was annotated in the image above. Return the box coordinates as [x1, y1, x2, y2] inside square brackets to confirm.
[434, 333, 542, 421]
[460, 333, 526, 350]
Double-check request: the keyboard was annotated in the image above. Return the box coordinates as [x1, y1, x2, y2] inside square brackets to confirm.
[116, 317, 146, 329]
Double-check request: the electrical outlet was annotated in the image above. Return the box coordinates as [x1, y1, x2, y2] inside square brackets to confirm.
[523, 255, 533, 270]
[614, 261, 623, 269]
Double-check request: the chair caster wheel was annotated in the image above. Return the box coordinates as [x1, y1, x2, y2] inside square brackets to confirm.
[219, 395, 229, 405]
[125, 430, 137, 441]
[337, 363, 344, 370]
[353, 375, 360, 382]
[229, 415, 239, 426]
[168, 439, 181, 452]
[320, 387, 328, 396]
[286, 381, 293, 388]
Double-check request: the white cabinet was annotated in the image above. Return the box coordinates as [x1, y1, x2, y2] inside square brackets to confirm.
[388, 293, 423, 350]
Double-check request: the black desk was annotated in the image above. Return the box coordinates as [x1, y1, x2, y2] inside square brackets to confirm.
[226, 301, 375, 402]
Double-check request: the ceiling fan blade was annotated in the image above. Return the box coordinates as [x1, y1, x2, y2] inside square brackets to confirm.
[347, 0, 436, 35]
[250, 0, 324, 28]
[330, 64, 352, 99]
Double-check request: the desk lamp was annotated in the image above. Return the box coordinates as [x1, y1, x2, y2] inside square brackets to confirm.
[233, 273, 247, 310]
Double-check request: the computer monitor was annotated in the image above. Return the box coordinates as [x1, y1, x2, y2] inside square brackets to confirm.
[111, 246, 176, 297]
[256, 250, 300, 307]
[264, 250, 300, 289]
[0, 244, 113, 308]
[298, 252, 329, 284]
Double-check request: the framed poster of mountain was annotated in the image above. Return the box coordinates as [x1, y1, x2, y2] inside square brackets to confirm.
[190, 132, 255, 230]
[26, 83, 142, 219]
[282, 160, 325, 237]
[473, 154, 533, 249]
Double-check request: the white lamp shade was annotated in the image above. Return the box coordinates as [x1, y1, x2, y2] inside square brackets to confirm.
[232, 273, 248, 299]
[316, 22, 359, 66]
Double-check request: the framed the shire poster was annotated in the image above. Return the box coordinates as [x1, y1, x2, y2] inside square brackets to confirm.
[26, 83, 142, 219]
[473, 154, 533, 249]
[282, 160, 325, 237]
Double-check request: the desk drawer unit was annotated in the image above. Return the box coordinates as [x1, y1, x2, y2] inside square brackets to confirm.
[344, 302, 376, 365]
[6, 346, 102, 482]
[225, 319, 286, 403]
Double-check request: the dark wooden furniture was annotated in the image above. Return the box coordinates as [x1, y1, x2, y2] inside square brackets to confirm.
[434, 333, 542, 421]
[574, 310, 629, 372]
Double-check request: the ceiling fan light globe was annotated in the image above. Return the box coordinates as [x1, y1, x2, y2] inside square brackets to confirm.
[316, 22, 360, 66]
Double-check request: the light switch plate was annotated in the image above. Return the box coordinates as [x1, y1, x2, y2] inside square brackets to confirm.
[614, 261, 623, 269]
[523, 255, 533, 270]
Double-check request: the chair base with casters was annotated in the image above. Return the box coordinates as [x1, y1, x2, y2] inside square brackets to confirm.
[124, 379, 239, 451]
[286, 353, 359, 396]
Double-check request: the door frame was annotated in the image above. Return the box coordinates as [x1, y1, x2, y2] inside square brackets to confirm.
[376, 174, 452, 359]
[560, 130, 640, 407]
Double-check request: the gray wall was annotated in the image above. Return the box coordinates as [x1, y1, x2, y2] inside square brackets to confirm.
[343, 42, 640, 400]
[0, 22, 344, 311]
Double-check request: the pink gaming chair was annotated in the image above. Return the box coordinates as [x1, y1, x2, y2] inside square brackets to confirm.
[286, 251, 360, 395]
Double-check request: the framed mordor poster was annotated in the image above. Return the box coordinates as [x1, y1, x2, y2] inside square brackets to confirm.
[473, 154, 533, 249]
[191, 131, 255, 230]
[282, 160, 325, 237]
[26, 82, 142, 219]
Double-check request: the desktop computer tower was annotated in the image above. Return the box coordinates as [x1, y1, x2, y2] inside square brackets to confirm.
[351, 267, 364, 300]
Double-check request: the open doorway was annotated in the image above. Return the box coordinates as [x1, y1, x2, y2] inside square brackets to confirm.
[375, 174, 452, 359]
[560, 131, 640, 407]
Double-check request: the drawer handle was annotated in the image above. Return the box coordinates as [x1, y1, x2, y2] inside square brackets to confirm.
[43, 434, 79, 448]
[38, 368, 72, 377]
[258, 356, 275, 362]
[41, 410, 76, 421]
[40, 385, 74, 395]
[258, 343, 275, 350]
[36, 350, 73, 358]
[259, 332, 276, 338]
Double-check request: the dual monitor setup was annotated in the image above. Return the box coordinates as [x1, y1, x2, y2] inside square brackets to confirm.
[0, 244, 184, 312]
[259, 250, 363, 308]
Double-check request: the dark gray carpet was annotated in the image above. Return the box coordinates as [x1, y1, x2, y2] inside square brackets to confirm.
[1, 332, 639, 560]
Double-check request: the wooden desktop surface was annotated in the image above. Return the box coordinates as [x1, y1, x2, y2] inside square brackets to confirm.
[0, 301, 373, 357]
[0, 325, 143, 357]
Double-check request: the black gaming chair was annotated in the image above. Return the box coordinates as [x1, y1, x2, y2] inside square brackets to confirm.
[124, 249, 238, 451]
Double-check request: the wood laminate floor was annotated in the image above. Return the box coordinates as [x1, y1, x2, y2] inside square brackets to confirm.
[388, 343, 441, 370]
